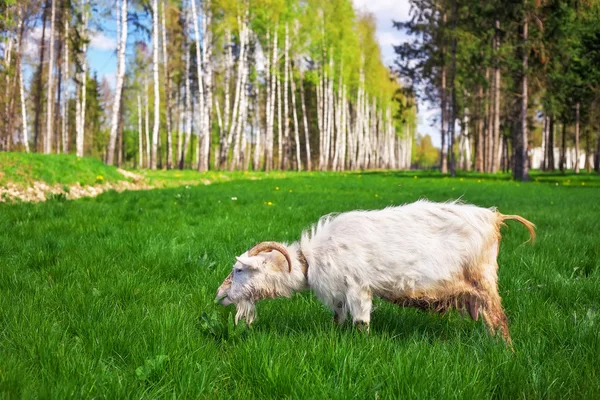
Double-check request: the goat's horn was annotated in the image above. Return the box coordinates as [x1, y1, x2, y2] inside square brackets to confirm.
[248, 241, 293, 273]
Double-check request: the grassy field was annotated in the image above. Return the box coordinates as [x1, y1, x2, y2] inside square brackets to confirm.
[0, 169, 599, 398]
[0, 153, 127, 187]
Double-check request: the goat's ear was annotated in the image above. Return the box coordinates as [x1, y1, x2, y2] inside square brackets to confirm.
[235, 256, 260, 269]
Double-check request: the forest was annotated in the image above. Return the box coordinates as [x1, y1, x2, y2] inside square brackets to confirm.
[0, 0, 414, 173]
[395, 0, 600, 180]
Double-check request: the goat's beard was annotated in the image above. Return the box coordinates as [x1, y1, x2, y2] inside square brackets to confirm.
[234, 300, 256, 326]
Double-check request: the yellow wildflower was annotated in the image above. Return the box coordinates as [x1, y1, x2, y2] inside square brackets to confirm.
[96, 175, 104, 181]
[276, 187, 280, 190]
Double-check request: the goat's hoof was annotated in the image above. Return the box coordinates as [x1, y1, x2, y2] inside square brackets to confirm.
[354, 321, 370, 333]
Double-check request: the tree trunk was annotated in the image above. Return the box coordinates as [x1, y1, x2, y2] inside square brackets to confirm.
[440, 11, 448, 174]
[513, 10, 529, 181]
[17, 7, 30, 152]
[475, 85, 483, 171]
[200, 0, 213, 171]
[181, 26, 192, 169]
[448, 0, 457, 177]
[107, 0, 128, 164]
[34, 2, 49, 152]
[138, 94, 143, 168]
[190, 0, 206, 171]
[61, 11, 69, 153]
[282, 23, 290, 170]
[289, 62, 301, 170]
[491, 19, 502, 173]
[44, 0, 57, 154]
[560, 121, 566, 173]
[547, 115, 555, 171]
[150, 0, 160, 169]
[574, 102, 580, 174]
[299, 73, 311, 170]
[161, 0, 173, 169]
[145, 80, 151, 168]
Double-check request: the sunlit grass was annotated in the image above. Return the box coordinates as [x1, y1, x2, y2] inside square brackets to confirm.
[0, 169, 599, 398]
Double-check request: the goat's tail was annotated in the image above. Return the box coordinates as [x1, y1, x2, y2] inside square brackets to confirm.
[498, 214, 536, 244]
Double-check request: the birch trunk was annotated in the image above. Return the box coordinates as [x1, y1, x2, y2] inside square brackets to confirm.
[145, 79, 151, 168]
[574, 102, 580, 174]
[138, 94, 143, 168]
[268, 28, 278, 171]
[61, 13, 69, 153]
[229, 14, 248, 170]
[282, 23, 290, 169]
[219, 27, 232, 166]
[17, 7, 30, 152]
[76, 4, 89, 157]
[107, 0, 128, 164]
[45, 0, 57, 154]
[252, 80, 262, 170]
[190, 0, 205, 170]
[34, 3, 48, 152]
[277, 64, 283, 169]
[181, 27, 192, 169]
[200, 1, 213, 171]
[150, 0, 160, 169]
[299, 72, 311, 170]
[289, 62, 301, 170]
[161, 0, 173, 169]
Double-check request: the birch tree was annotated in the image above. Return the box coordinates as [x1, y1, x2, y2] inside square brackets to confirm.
[107, 0, 128, 164]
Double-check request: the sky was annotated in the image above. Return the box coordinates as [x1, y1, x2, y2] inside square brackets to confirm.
[352, 0, 440, 147]
[25, 0, 441, 147]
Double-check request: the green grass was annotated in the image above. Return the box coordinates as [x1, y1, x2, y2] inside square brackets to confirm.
[0, 153, 127, 187]
[1, 170, 599, 398]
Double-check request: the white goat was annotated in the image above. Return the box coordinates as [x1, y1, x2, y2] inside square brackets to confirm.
[215, 200, 535, 344]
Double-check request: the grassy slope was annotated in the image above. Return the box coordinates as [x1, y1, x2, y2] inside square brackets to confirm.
[0, 172, 599, 398]
[0, 153, 126, 187]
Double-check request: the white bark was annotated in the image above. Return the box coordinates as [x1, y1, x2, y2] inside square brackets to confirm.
[145, 79, 151, 168]
[299, 70, 311, 170]
[107, 0, 128, 164]
[138, 94, 143, 167]
[45, 0, 57, 154]
[282, 23, 289, 169]
[150, 0, 160, 169]
[200, 1, 213, 171]
[61, 14, 69, 153]
[17, 8, 30, 153]
[266, 28, 278, 171]
[289, 62, 301, 170]
[190, 0, 206, 170]
[181, 19, 192, 168]
[161, 0, 173, 168]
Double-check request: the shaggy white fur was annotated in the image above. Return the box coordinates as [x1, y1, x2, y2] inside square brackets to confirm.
[216, 200, 535, 343]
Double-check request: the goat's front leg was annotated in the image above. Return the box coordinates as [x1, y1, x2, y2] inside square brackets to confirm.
[345, 283, 373, 332]
[333, 300, 348, 325]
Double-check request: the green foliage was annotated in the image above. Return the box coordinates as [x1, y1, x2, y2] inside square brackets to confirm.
[0, 172, 599, 397]
[412, 134, 439, 168]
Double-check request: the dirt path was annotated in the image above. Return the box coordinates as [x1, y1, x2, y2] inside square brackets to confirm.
[0, 169, 153, 203]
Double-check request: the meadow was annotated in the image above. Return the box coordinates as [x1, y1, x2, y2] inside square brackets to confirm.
[0, 167, 599, 398]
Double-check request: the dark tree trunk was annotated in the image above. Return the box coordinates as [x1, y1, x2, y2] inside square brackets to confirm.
[448, 0, 457, 177]
[513, 10, 529, 181]
[547, 116, 555, 171]
[560, 121, 566, 173]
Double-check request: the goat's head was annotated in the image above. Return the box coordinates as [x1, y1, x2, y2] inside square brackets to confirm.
[215, 242, 294, 325]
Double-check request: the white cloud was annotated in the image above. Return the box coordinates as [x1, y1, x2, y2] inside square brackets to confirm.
[89, 31, 117, 52]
